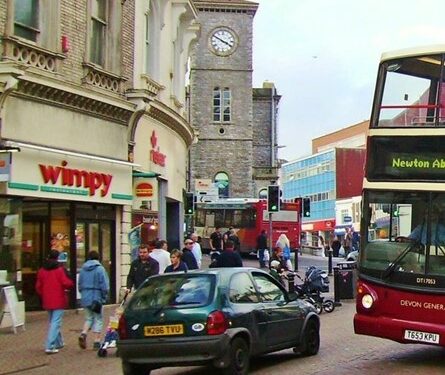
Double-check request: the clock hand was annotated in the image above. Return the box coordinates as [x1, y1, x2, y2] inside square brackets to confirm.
[214, 35, 233, 47]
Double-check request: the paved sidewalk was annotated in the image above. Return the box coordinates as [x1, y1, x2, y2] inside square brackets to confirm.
[0, 305, 120, 374]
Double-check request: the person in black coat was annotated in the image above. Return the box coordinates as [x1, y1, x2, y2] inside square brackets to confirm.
[126, 244, 159, 291]
[181, 239, 198, 270]
[212, 240, 243, 268]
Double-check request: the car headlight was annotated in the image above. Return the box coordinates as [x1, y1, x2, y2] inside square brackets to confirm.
[361, 294, 374, 309]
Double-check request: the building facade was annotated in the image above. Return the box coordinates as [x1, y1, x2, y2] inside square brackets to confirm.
[282, 144, 366, 250]
[189, 0, 278, 199]
[0, 0, 199, 310]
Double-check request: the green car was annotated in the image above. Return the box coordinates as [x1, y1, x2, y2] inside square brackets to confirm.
[117, 267, 320, 375]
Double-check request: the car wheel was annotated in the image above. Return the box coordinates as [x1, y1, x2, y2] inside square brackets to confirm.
[301, 320, 320, 356]
[122, 361, 152, 375]
[323, 300, 335, 313]
[220, 337, 250, 375]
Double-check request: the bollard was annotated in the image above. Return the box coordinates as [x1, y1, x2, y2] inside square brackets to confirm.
[328, 249, 333, 276]
[294, 248, 299, 272]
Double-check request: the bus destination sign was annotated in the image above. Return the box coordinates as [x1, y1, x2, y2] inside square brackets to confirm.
[367, 135, 445, 182]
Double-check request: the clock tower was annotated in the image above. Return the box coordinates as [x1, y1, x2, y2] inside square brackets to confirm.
[189, 0, 259, 198]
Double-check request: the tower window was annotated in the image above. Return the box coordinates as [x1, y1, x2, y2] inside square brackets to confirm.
[214, 172, 229, 198]
[213, 87, 231, 122]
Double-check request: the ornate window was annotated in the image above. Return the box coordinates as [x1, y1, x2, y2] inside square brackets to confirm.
[213, 87, 231, 122]
[214, 172, 229, 198]
[90, 0, 107, 66]
[14, 0, 39, 41]
[86, 0, 122, 73]
[4, 0, 61, 72]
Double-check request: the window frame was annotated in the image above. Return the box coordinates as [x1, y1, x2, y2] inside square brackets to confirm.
[13, 0, 40, 42]
[6, 0, 60, 51]
[213, 87, 231, 123]
[86, 0, 122, 74]
[89, 0, 108, 66]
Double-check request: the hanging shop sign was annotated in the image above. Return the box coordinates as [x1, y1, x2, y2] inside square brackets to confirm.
[133, 177, 158, 211]
[150, 131, 166, 167]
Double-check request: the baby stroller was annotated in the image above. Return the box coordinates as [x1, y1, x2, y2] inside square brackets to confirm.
[294, 266, 335, 314]
[97, 291, 129, 357]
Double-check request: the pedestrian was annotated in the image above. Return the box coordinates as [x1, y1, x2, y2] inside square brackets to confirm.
[209, 226, 223, 262]
[164, 249, 189, 273]
[343, 228, 353, 257]
[276, 233, 292, 269]
[211, 240, 243, 268]
[190, 233, 202, 268]
[182, 238, 199, 270]
[256, 229, 268, 268]
[331, 235, 341, 257]
[78, 250, 110, 350]
[222, 227, 233, 249]
[269, 246, 292, 271]
[126, 244, 160, 292]
[228, 228, 241, 252]
[149, 239, 171, 274]
[318, 235, 326, 257]
[35, 249, 74, 354]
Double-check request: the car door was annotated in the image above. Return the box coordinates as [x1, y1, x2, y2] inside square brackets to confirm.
[228, 272, 268, 353]
[252, 272, 303, 348]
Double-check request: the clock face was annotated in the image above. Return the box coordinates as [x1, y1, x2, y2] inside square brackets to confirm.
[210, 29, 237, 55]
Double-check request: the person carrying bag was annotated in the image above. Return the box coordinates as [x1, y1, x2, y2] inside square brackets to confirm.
[78, 250, 110, 350]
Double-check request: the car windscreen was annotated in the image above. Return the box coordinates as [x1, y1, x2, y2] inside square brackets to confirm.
[127, 274, 215, 310]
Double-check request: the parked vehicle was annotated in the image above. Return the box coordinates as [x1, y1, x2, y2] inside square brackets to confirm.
[117, 268, 320, 375]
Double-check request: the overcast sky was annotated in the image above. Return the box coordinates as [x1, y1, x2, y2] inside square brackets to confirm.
[252, 0, 445, 161]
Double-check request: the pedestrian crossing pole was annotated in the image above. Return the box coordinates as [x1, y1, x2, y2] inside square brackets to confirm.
[269, 213, 273, 260]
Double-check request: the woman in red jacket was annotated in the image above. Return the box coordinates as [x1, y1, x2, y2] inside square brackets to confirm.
[36, 250, 74, 354]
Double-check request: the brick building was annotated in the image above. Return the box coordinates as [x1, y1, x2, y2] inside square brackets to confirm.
[0, 0, 199, 310]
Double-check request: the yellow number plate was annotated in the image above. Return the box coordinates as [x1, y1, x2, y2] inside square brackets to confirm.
[144, 324, 184, 337]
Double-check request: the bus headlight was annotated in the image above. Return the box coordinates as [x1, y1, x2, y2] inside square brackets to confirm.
[361, 294, 374, 309]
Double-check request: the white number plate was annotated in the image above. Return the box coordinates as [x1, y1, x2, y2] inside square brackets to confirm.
[404, 329, 440, 344]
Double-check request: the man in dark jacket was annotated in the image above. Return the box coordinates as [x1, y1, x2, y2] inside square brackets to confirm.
[182, 239, 199, 270]
[126, 244, 159, 292]
[212, 240, 243, 268]
[256, 229, 268, 268]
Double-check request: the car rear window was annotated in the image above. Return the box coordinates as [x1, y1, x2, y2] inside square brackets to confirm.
[128, 274, 215, 310]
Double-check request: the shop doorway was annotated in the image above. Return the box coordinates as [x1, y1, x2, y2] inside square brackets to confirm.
[75, 221, 115, 304]
[22, 218, 47, 310]
[20, 201, 116, 310]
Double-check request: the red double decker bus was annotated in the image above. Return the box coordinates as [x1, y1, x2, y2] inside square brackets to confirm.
[194, 198, 301, 255]
[354, 45, 445, 347]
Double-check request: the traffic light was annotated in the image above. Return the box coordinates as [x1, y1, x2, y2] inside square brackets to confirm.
[267, 185, 280, 212]
[303, 197, 311, 217]
[185, 192, 195, 215]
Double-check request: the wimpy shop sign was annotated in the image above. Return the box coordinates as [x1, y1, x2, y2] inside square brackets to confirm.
[39, 160, 112, 197]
